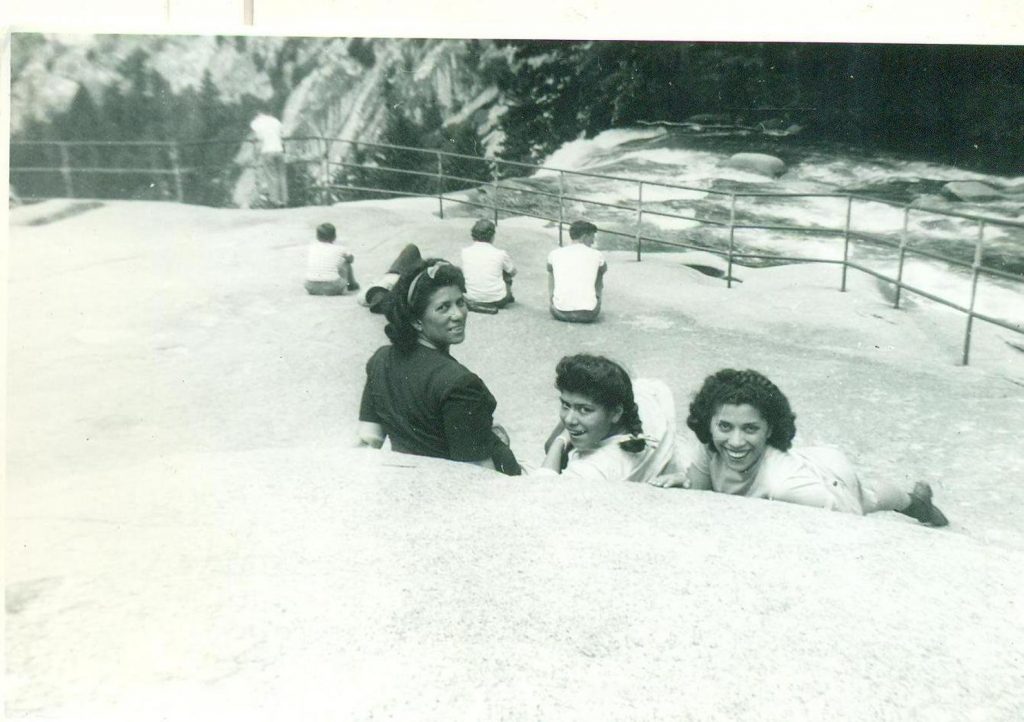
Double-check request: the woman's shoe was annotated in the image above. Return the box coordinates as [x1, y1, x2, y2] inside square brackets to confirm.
[899, 482, 950, 527]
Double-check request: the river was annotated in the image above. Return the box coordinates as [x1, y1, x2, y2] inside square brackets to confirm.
[498, 126, 1024, 328]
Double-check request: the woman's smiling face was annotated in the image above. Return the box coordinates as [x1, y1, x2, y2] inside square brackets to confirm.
[559, 391, 622, 451]
[416, 285, 468, 349]
[710, 403, 771, 472]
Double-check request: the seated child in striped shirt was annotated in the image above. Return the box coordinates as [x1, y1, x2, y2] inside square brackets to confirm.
[304, 222, 360, 296]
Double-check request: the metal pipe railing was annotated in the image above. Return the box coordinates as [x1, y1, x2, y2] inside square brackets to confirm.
[11, 134, 1022, 366]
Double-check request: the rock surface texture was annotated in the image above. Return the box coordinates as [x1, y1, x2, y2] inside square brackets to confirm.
[7, 198, 1024, 721]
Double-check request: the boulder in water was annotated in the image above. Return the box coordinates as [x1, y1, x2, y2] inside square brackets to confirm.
[723, 152, 787, 178]
[941, 181, 1003, 202]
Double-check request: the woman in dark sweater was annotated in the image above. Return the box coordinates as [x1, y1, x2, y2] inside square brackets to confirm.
[356, 258, 520, 475]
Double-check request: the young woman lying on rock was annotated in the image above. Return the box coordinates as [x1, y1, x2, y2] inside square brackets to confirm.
[654, 369, 949, 526]
[535, 354, 683, 482]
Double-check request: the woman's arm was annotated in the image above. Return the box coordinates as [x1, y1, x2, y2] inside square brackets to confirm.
[356, 421, 385, 448]
[541, 431, 572, 473]
[442, 379, 521, 475]
[543, 420, 566, 453]
[648, 441, 712, 489]
[648, 466, 710, 489]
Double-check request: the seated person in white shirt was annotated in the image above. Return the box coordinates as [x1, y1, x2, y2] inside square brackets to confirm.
[304, 222, 360, 296]
[459, 219, 516, 313]
[547, 220, 607, 323]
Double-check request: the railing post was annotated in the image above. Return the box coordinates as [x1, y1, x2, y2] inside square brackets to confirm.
[170, 143, 184, 203]
[961, 220, 986, 366]
[249, 138, 263, 203]
[840, 195, 852, 292]
[894, 206, 910, 309]
[726, 194, 737, 289]
[436, 152, 444, 219]
[320, 137, 331, 206]
[635, 181, 644, 262]
[491, 160, 499, 226]
[58, 142, 74, 198]
[557, 171, 565, 247]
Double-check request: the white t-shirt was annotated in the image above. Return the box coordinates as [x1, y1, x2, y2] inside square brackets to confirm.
[250, 114, 284, 154]
[460, 242, 516, 303]
[547, 243, 606, 311]
[306, 241, 349, 282]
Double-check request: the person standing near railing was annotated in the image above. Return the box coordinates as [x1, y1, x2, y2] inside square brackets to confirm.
[249, 111, 288, 207]
[548, 220, 607, 323]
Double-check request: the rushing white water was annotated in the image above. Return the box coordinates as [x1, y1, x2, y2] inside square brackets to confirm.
[534, 127, 1024, 328]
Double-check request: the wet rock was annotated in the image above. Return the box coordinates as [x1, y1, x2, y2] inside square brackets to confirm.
[941, 181, 1003, 202]
[756, 118, 789, 131]
[723, 152, 787, 178]
[687, 113, 734, 126]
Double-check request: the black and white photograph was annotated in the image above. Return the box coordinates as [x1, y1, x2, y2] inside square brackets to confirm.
[5, 7, 1024, 720]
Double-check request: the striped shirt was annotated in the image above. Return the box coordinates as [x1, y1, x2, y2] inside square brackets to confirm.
[305, 241, 349, 282]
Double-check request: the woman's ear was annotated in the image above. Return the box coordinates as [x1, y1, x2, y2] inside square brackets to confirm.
[611, 405, 623, 426]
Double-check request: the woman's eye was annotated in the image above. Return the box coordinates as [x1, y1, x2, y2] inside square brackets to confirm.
[718, 423, 731, 432]
[742, 425, 760, 434]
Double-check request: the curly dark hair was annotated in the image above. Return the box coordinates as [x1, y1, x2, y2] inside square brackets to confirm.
[686, 369, 797, 451]
[384, 258, 466, 352]
[555, 354, 646, 452]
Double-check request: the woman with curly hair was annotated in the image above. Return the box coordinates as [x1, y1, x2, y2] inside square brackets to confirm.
[660, 368, 948, 526]
[536, 354, 682, 483]
[356, 258, 520, 475]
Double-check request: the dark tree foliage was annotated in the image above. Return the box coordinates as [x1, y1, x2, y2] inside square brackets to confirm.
[338, 76, 490, 201]
[348, 37, 376, 69]
[497, 41, 1024, 174]
[19, 39, 323, 206]
[340, 81, 439, 200]
[436, 121, 492, 192]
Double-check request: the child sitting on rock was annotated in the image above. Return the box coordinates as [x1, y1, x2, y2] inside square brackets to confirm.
[304, 222, 360, 296]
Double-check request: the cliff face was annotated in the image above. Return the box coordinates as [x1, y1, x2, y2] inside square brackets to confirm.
[11, 34, 512, 206]
[280, 40, 510, 152]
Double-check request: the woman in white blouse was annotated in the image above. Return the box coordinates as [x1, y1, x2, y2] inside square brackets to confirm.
[536, 354, 681, 483]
